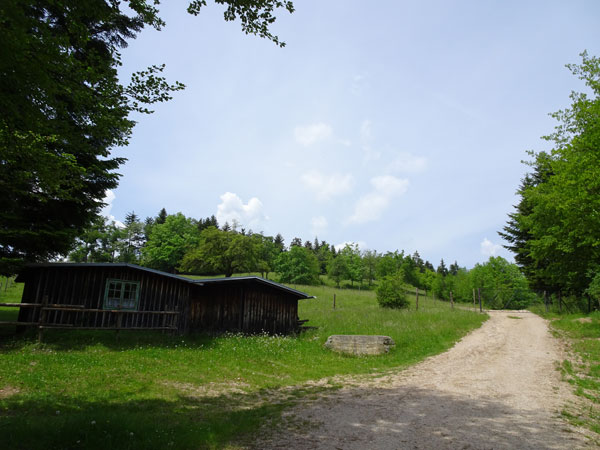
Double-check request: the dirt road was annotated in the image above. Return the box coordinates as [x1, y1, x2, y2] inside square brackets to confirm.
[258, 311, 592, 449]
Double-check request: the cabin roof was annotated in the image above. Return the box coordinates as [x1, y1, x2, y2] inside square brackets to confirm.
[16, 262, 192, 283]
[16, 263, 313, 299]
[190, 276, 313, 299]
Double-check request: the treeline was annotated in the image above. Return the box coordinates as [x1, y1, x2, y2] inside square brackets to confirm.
[500, 52, 600, 308]
[69, 209, 535, 309]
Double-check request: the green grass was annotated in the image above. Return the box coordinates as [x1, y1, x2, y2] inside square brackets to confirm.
[0, 281, 486, 449]
[0, 279, 23, 336]
[0, 277, 23, 303]
[531, 307, 600, 436]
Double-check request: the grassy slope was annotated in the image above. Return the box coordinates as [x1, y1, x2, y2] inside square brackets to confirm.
[0, 280, 23, 337]
[0, 281, 486, 449]
[530, 305, 600, 437]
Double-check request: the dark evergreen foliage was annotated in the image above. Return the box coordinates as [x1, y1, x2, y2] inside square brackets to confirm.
[0, 0, 294, 275]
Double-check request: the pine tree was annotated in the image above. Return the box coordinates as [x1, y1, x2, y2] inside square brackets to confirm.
[274, 233, 285, 252]
[313, 237, 320, 251]
[156, 208, 168, 225]
[121, 211, 144, 263]
[437, 259, 448, 277]
[412, 251, 425, 272]
[449, 261, 460, 276]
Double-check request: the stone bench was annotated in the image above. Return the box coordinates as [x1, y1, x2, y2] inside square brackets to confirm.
[324, 335, 395, 355]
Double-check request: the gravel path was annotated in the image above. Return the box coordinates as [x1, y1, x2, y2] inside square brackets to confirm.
[257, 311, 593, 449]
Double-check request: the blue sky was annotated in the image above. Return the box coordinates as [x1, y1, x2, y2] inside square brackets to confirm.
[106, 0, 600, 269]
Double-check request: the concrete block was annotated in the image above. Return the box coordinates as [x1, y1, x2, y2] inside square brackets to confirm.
[324, 335, 395, 355]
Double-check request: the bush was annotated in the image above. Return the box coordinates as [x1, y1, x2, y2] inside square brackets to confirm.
[376, 274, 409, 309]
[586, 272, 600, 303]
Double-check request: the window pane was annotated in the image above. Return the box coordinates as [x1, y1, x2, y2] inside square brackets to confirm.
[104, 280, 138, 310]
[121, 298, 135, 309]
[105, 297, 119, 309]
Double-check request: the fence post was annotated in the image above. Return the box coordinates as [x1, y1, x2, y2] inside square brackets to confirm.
[333, 294, 336, 310]
[450, 291, 454, 309]
[38, 294, 48, 343]
[478, 288, 482, 313]
[473, 288, 476, 307]
[544, 290, 548, 313]
[558, 291, 562, 313]
[416, 288, 419, 311]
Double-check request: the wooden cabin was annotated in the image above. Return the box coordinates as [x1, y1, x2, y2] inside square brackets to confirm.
[13, 263, 312, 335]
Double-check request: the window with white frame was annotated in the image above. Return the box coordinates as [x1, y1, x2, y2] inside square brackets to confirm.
[103, 279, 140, 310]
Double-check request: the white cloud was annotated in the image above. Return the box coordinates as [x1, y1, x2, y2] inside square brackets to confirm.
[294, 123, 332, 146]
[371, 175, 410, 196]
[347, 176, 409, 224]
[100, 190, 124, 228]
[310, 216, 328, 236]
[216, 192, 267, 229]
[301, 170, 354, 201]
[347, 193, 389, 224]
[481, 238, 502, 257]
[100, 190, 115, 217]
[389, 152, 428, 173]
[334, 241, 367, 252]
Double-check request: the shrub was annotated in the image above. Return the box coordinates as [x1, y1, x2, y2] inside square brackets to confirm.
[376, 274, 409, 309]
[587, 272, 600, 301]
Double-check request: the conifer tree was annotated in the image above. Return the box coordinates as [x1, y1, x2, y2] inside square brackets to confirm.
[437, 259, 448, 277]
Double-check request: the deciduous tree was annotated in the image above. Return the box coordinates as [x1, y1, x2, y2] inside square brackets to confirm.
[274, 246, 320, 285]
[501, 52, 600, 296]
[327, 255, 348, 288]
[179, 226, 256, 277]
[142, 213, 200, 273]
[0, 0, 294, 275]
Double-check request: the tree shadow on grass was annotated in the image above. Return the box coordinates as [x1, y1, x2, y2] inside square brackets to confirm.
[258, 385, 589, 450]
[0, 384, 328, 450]
[1, 379, 589, 450]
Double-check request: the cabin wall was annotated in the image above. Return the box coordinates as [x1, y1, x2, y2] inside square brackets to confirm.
[188, 283, 299, 334]
[17, 267, 189, 331]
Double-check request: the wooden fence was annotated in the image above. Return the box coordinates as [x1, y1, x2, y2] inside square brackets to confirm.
[0, 297, 179, 342]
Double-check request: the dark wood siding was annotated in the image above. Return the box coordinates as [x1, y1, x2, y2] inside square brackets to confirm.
[17, 266, 189, 332]
[188, 282, 299, 334]
[14, 265, 304, 335]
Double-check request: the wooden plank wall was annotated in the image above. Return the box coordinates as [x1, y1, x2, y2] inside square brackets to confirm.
[188, 282, 299, 334]
[17, 267, 189, 332]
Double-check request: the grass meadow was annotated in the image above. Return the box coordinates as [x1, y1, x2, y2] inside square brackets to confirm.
[530, 305, 600, 437]
[0, 278, 486, 449]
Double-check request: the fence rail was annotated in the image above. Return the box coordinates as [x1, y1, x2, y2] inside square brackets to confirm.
[0, 301, 179, 340]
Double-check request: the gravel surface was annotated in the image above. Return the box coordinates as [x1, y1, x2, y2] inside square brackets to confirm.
[257, 311, 594, 449]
